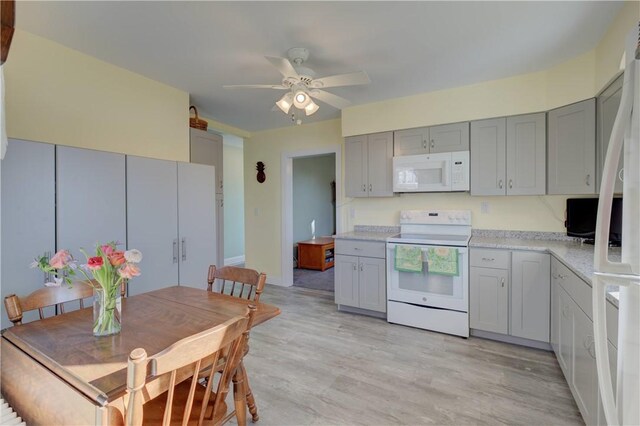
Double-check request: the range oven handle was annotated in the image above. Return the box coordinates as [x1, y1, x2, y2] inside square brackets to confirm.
[386, 243, 468, 254]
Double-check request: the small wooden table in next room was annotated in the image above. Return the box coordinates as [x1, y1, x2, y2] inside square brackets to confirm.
[297, 237, 335, 271]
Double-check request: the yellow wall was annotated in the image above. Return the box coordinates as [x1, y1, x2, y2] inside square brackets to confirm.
[595, 1, 640, 91]
[342, 50, 596, 137]
[5, 30, 190, 161]
[244, 119, 343, 280]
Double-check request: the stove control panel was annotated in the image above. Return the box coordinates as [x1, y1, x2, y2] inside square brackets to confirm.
[399, 210, 472, 225]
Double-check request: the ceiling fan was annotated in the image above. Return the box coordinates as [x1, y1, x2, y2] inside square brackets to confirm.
[223, 47, 370, 117]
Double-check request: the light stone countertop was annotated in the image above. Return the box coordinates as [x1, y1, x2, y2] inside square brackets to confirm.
[334, 225, 400, 242]
[470, 235, 621, 307]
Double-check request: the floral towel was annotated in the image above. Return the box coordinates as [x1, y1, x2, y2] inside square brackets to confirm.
[426, 247, 459, 276]
[395, 245, 423, 273]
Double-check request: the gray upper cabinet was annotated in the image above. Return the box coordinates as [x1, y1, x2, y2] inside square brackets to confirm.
[393, 127, 428, 156]
[469, 266, 509, 334]
[190, 128, 223, 194]
[510, 251, 550, 342]
[345, 132, 393, 198]
[470, 118, 507, 196]
[56, 146, 127, 262]
[506, 113, 546, 195]
[471, 114, 545, 196]
[597, 74, 624, 194]
[345, 135, 367, 197]
[126, 156, 179, 296]
[1, 139, 56, 328]
[547, 98, 596, 195]
[429, 122, 470, 153]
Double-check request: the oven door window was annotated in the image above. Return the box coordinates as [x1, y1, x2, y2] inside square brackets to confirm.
[387, 244, 468, 311]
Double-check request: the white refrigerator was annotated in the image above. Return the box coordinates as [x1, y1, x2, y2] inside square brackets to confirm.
[593, 23, 640, 426]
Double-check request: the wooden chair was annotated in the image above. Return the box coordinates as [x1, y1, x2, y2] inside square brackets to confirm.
[207, 266, 266, 302]
[207, 265, 266, 422]
[4, 281, 95, 325]
[125, 306, 256, 426]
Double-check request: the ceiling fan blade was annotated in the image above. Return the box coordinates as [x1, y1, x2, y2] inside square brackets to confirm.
[312, 71, 370, 89]
[265, 56, 299, 79]
[223, 84, 287, 90]
[310, 90, 351, 110]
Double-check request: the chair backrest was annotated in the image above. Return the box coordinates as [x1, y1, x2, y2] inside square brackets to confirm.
[207, 265, 266, 302]
[125, 306, 257, 426]
[4, 280, 95, 325]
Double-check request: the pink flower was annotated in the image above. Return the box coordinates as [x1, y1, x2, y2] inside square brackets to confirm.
[87, 256, 104, 270]
[108, 251, 126, 267]
[100, 244, 115, 256]
[118, 263, 140, 279]
[49, 250, 71, 269]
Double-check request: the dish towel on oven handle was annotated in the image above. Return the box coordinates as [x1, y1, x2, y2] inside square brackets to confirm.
[394, 245, 423, 273]
[426, 247, 459, 276]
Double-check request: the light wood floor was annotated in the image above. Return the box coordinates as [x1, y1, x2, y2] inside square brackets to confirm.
[240, 285, 583, 425]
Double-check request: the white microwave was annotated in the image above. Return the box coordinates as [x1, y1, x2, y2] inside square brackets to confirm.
[393, 151, 470, 192]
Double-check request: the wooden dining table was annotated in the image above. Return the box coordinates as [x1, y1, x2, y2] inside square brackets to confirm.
[0, 285, 280, 426]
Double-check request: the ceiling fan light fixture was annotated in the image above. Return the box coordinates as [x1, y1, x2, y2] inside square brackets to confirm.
[276, 93, 293, 114]
[293, 90, 311, 108]
[304, 100, 319, 116]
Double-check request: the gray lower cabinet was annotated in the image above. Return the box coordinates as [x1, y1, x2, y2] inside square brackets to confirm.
[469, 266, 509, 334]
[470, 248, 550, 343]
[345, 132, 393, 198]
[56, 146, 127, 262]
[335, 240, 386, 313]
[547, 98, 596, 195]
[471, 114, 545, 196]
[1, 139, 56, 328]
[597, 73, 624, 194]
[551, 257, 619, 426]
[510, 251, 550, 341]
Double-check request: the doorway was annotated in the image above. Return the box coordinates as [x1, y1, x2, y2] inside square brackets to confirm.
[280, 146, 342, 288]
[292, 153, 336, 291]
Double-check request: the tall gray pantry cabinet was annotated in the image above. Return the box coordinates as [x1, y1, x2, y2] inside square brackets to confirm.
[1, 140, 56, 328]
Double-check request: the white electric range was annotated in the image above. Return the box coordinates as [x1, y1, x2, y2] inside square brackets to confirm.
[386, 210, 471, 337]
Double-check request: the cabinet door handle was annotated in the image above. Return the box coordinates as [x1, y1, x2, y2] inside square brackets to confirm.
[369, 184, 372, 192]
[586, 174, 591, 186]
[482, 257, 495, 262]
[181, 238, 187, 261]
[588, 341, 596, 359]
[501, 278, 505, 288]
[558, 274, 566, 280]
[562, 305, 570, 319]
[352, 264, 357, 271]
[220, 199, 224, 207]
[423, 140, 427, 149]
[173, 239, 178, 263]
[583, 334, 593, 349]
[430, 139, 435, 149]
[360, 263, 364, 272]
[498, 179, 503, 189]
[509, 179, 513, 189]
[362, 184, 366, 192]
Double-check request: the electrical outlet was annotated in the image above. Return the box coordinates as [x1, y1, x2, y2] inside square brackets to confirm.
[481, 202, 490, 214]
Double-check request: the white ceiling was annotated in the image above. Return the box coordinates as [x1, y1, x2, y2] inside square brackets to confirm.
[17, 1, 623, 133]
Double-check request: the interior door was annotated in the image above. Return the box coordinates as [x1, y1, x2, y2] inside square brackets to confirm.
[177, 162, 217, 288]
[1, 139, 56, 328]
[126, 156, 179, 296]
[56, 146, 126, 263]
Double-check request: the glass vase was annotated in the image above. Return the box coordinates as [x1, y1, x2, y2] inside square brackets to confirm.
[93, 286, 121, 336]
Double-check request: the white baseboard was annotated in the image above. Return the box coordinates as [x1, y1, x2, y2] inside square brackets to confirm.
[265, 275, 292, 287]
[224, 255, 245, 266]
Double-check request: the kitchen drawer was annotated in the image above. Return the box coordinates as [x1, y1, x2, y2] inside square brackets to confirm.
[335, 239, 386, 259]
[470, 248, 510, 269]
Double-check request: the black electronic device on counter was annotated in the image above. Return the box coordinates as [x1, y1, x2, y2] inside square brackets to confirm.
[565, 197, 623, 246]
